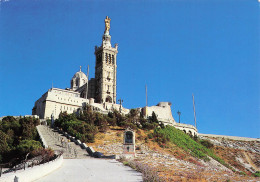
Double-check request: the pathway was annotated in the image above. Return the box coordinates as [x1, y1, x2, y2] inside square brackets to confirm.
[37, 125, 89, 158]
[36, 126, 143, 181]
[34, 159, 143, 182]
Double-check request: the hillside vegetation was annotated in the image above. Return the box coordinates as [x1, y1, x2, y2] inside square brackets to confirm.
[153, 126, 229, 168]
[54, 106, 162, 143]
[0, 116, 42, 164]
[53, 107, 260, 181]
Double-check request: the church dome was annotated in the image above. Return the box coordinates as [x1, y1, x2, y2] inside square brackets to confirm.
[70, 66, 88, 91]
[73, 70, 87, 80]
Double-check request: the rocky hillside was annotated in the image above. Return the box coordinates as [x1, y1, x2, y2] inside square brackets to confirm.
[88, 128, 260, 182]
[200, 135, 260, 174]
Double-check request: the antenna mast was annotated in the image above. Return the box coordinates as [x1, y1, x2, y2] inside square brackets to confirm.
[192, 93, 197, 128]
[145, 84, 148, 107]
[86, 65, 89, 99]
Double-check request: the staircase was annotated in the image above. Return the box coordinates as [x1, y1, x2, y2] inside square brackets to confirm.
[37, 125, 90, 159]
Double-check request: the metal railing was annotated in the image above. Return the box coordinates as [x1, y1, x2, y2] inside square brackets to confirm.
[0, 151, 63, 177]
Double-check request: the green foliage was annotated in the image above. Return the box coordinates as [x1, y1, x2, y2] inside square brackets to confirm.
[148, 111, 158, 123]
[147, 133, 153, 139]
[153, 126, 230, 168]
[46, 119, 51, 126]
[200, 139, 214, 149]
[239, 171, 246, 176]
[55, 111, 98, 143]
[139, 111, 161, 130]
[0, 130, 11, 154]
[55, 105, 165, 143]
[253, 171, 260, 177]
[0, 116, 41, 164]
[16, 140, 42, 155]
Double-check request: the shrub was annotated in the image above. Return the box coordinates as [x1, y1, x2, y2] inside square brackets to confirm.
[200, 139, 214, 148]
[147, 133, 153, 139]
[239, 171, 246, 176]
[253, 171, 260, 177]
[17, 140, 42, 155]
[31, 148, 55, 162]
[0, 116, 41, 164]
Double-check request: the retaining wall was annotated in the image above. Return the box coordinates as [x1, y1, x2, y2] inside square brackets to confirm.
[0, 155, 63, 182]
[36, 125, 48, 148]
[199, 133, 260, 142]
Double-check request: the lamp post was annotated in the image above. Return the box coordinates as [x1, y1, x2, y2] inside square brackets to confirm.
[118, 98, 123, 113]
[177, 110, 181, 123]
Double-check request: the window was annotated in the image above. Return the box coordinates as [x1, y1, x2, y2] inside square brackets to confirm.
[112, 55, 114, 64]
[109, 54, 111, 64]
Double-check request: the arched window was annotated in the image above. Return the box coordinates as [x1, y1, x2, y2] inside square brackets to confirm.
[109, 54, 111, 64]
[76, 79, 79, 86]
[105, 96, 112, 103]
[112, 55, 114, 64]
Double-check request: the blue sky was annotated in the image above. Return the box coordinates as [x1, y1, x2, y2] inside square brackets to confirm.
[0, 0, 259, 138]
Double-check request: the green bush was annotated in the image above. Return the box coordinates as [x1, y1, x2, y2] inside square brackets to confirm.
[55, 112, 98, 143]
[253, 171, 260, 177]
[147, 133, 153, 139]
[200, 139, 214, 148]
[16, 140, 42, 155]
[0, 116, 41, 164]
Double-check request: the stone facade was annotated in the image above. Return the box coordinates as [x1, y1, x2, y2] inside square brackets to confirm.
[32, 16, 119, 119]
[32, 17, 198, 136]
[94, 33, 118, 104]
[32, 88, 87, 119]
[141, 102, 198, 136]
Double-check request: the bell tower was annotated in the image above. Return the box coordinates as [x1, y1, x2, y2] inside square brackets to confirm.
[94, 16, 118, 103]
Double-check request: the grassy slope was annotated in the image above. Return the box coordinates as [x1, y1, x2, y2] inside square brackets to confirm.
[153, 126, 230, 168]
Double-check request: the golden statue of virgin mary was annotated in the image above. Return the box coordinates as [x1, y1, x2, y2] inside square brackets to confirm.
[104, 16, 111, 33]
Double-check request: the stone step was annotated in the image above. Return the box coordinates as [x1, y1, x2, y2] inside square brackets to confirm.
[37, 125, 90, 159]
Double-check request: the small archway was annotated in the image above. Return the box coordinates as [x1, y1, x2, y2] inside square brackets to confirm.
[105, 96, 112, 103]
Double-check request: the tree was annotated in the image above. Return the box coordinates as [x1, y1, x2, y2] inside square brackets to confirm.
[16, 140, 42, 155]
[0, 130, 11, 154]
[149, 111, 158, 123]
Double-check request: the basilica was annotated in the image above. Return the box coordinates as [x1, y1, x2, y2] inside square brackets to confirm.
[32, 17, 198, 136]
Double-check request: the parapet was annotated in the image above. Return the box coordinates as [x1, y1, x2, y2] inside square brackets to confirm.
[157, 102, 172, 107]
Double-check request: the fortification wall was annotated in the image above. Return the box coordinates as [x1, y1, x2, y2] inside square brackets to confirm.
[173, 123, 198, 136]
[144, 102, 176, 125]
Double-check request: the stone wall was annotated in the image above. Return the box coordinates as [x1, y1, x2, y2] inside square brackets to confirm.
[0, 155, 63, 182]
[143, 102, 176, 125]
[33, 88, 88, 119]
[174, 123, 198, 136]
[199, 133, 260, 142]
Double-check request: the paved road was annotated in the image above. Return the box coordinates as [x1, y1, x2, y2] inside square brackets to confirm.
[35, 158, 143, 182]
